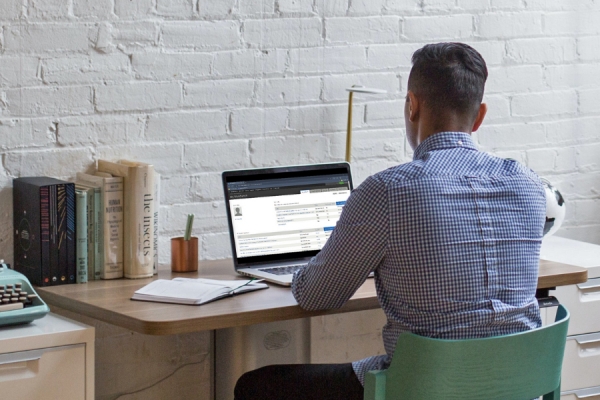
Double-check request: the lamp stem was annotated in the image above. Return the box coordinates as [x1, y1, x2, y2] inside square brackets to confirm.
[345, 91, 354, 163]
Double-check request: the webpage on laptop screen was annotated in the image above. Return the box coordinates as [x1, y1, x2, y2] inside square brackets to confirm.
[227, 174, 350, 258]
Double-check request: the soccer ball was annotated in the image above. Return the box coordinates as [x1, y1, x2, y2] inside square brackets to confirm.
[542, 179, 566, 237]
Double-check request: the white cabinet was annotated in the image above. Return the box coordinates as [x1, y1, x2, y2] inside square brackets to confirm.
[561, 333, 600, 392]
[552, 279, 600, 336]
[0, 313, 94, 400]
[541, 236, 600, 400]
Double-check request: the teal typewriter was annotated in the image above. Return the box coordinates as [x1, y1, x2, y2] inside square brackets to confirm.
[0, 260, 49, 327]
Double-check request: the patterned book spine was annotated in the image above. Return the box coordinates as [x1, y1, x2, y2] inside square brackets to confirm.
[57, 184, 67, 284]
[66, 183, 76, 284]
[54, 183, 76, 285]
[102, 178, 124, 279]
[50, 184, 59, 284]
[75, 189, 88, 283]
[85, 187, 95, 280]
[75, 183, 97, 281]
[92, 186, 102, 280]
[65, 183, 77, 283]
[40, 186, 51, 285]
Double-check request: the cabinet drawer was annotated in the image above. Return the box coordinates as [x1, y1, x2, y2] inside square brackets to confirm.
[561, 333, 600, 392]
[550, 278, 600, 336]
[562, 385, 600, 399]
[0, 344, 86, 399]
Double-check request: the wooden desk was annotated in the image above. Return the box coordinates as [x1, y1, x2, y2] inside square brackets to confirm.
[36, 258, 587, 336]
[538, 259, 588, 289]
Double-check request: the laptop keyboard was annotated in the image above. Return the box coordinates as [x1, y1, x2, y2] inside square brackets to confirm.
[259, 264, 306, 276]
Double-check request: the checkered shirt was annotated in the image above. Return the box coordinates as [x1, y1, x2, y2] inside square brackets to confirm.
[292, 132, 546, 385]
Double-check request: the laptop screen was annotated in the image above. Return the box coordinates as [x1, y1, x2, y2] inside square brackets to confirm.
[223, 164, 352, 267]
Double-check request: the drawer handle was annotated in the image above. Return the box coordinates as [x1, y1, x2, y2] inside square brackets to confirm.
[0, 349, 43, 366]
[570, 385, 600, 398]
[560, 386, 600, 399]
[577, 278, 600, 290]
[574, 332, 600, 344]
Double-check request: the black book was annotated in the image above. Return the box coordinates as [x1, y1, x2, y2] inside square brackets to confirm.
[13, 177, 76, 286]
[55, 183, 76, 285]
[49, 184, 57, 284]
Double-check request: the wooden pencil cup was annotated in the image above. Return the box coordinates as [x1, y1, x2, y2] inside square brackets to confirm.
[171, 237, 198, 272]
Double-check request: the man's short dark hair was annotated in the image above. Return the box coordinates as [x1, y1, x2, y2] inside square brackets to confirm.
[409, 43, 488, 121]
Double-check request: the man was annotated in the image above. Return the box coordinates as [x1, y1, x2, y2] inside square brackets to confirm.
[234, 42, 546, 400]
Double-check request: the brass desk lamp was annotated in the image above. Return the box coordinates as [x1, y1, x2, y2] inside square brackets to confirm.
[345, 86, 387, 162]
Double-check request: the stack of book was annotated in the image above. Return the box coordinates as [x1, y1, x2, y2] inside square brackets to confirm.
[13, 177, 76, 286]
[76, 159, 160, 281]
[13, 159, 160, 285]
[75, 170, 125, 281]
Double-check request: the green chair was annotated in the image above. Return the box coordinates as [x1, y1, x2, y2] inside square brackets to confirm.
[364, 305, 570, 400]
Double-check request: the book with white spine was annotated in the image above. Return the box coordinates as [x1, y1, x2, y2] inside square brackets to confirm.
[74, 188, 88, 283]
[97, 160, 154, 279]
[153, 174, 160, 275]
[74, 183, 96, 281]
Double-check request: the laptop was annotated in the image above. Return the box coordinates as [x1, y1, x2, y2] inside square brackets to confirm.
[222, 163, 353, 286]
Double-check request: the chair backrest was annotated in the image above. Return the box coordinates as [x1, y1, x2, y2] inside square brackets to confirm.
[364, 305, 570, 400]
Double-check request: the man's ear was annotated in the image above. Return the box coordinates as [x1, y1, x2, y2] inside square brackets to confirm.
[407, 91, 419, 122]
[471, 103, 487, 132]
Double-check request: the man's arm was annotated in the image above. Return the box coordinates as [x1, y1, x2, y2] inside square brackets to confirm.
[291, 175, 388, 311]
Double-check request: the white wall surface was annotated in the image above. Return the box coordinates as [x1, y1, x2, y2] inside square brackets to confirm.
[1, 0, 599, 264]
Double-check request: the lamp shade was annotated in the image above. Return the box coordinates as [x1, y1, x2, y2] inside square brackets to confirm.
[346, 86, 387, 94]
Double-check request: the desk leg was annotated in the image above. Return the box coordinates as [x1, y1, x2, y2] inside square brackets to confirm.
[214, 318, 310, 400]
[538, 292, 560, 326]
[536, 288, 554, 299]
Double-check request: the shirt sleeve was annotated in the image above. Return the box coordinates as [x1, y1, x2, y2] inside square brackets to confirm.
[291, 174, 389, 311]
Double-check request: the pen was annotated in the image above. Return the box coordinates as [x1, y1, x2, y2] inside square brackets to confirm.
[184, 214, 194, 241]
[229, 278, 263, 294]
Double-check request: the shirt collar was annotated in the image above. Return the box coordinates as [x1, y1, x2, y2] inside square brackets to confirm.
[413, 132, 477, 160]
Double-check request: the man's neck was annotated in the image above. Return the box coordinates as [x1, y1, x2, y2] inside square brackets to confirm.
[416, 110, 473, 145]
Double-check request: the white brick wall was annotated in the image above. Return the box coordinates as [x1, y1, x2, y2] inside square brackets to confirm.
[183, 78, 255, 107]
[477, 12, 543, 38]
[6, 86, 94, 116]
[161, 21, 241, 50]
[1, 0, 599, 266]
[326, 16, 400, 44]
[404, 15, 473, 40]
[4, 23, 91, 52]
[95, 81, 182, 112]
[132, 51, 212, 81]
[243, 17, 323, 48]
